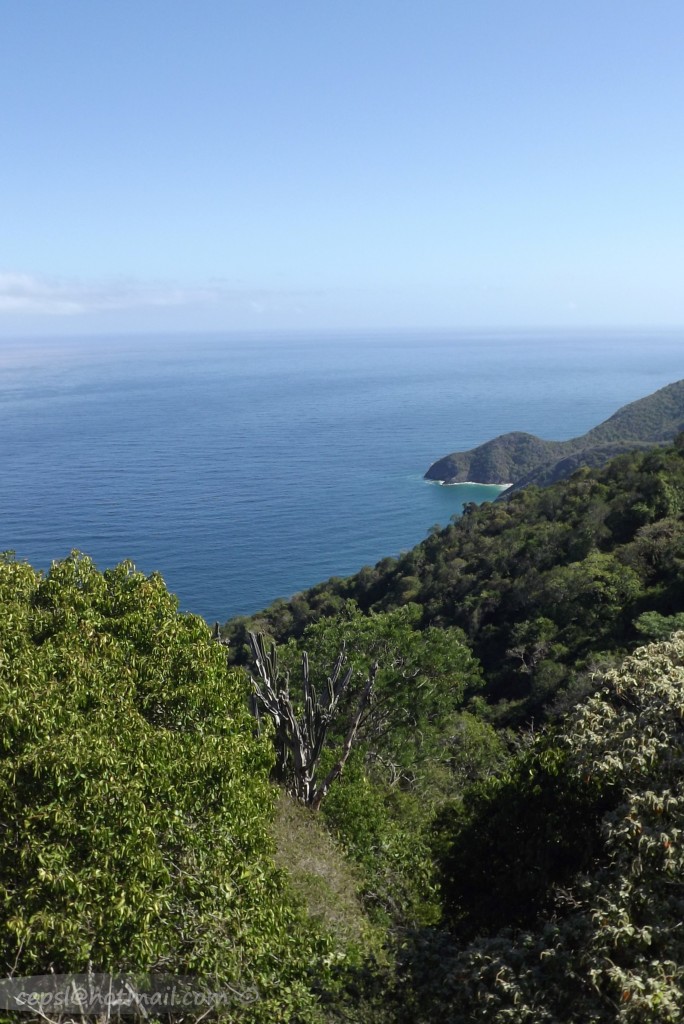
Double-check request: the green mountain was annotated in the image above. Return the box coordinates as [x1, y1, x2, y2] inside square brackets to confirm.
[424, 377, 684, 489]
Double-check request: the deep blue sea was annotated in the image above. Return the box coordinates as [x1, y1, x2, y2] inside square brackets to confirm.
[1, 329, 682, 622]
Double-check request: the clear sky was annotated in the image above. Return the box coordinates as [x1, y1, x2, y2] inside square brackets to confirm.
[2, 0, 684, 334]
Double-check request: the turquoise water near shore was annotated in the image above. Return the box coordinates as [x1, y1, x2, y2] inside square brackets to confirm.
[0, 329, 682, 621]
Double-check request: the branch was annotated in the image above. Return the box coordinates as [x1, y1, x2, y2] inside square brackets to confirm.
[310, 662, 378, 810]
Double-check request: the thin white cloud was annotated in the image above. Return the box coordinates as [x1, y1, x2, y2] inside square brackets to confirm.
[0, 271, 313, 317]
[0, 273, 85, 314]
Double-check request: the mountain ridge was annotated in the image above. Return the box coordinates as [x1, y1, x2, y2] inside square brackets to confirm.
[425, 377, 684, 490]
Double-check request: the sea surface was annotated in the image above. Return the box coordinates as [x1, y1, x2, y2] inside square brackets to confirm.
[0, 329, 682, 622]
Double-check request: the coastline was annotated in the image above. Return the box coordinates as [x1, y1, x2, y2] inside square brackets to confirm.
[432, 480, 513, 490]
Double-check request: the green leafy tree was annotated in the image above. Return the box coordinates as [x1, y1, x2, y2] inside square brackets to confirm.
[0, 553, 339, 1023]
[634, 609, 684, 640]
[254, 604, 483, 932]
[276, 602, 483, 793]
[403, 634, 684, 1023]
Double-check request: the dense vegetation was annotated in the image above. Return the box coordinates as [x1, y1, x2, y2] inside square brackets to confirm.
[225, 441, 684, 722]
[0, 554, 360, 1023]
[424, 376, 684, 488]
[5, 437, 684, 1022]
[218, 439, 684, 1019]
[400, 634, 684, 1022]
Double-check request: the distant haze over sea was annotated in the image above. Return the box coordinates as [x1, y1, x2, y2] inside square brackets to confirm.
[1, 329, 682, 621]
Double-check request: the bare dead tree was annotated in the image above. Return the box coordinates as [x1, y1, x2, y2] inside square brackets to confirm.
[248, 631, 377, 810]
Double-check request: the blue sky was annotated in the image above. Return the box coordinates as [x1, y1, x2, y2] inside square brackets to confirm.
[2, 0, 684, 334]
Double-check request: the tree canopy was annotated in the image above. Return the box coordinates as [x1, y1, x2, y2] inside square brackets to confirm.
[0, 553, 340, 1023]
[7, 438, 684, 1022]
[402, 633, 684, 1023]
[224, 442, 684, 726]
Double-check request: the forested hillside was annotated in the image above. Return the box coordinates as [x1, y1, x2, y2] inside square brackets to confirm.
[399, 632, 684, 1023]
[4, 440, 684, 1022]
[424, 377, 684, 488]
[216, 439, 684, 1019]
[224, 438, 684, 725]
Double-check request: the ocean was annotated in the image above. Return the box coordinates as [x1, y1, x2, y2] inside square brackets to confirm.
[1, 329, 682, 622]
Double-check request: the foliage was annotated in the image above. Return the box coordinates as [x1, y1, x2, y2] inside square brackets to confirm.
[275, 602, 483, 793]
[319, 751, 441, 930]
[224, 442, 684, 726]
[214, 439, 684, 1017]
[433, 741, 610, 939]
[8, 437, 684, 1021]
[442, 709, 510, 790]
[249, 630, 376, 809]
[400, 634, 684, 1023]
[634, 609, 684, 640]
[248, 605, 483, 933]
[0, 553, 345, 1023]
